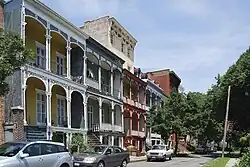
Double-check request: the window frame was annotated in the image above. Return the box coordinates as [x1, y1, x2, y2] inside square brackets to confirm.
[56, 94, 66, 127]
[36, 89, 47, 126]
[35, 41, 46, 69]
[23, 143, 42, 157]
[56, 52, 65, 76]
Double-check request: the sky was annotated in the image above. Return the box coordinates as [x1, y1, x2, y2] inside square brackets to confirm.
[40, 0, 250, 92]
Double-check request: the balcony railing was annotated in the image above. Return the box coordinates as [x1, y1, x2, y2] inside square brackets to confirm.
[89, 123, 122, 132]
[101, 83, 111, 95]
[131, 130, 138, 136]
[113, 89, 122, 99]
[139, 131, 145, 137]
[71, 75, 84, 84]
[86, 77, 99, 89]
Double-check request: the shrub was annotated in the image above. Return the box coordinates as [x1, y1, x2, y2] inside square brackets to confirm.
[235, 152, 250, 167]
[70, 134, 89, 153]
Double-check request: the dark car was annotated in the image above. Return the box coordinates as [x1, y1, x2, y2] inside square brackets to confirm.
[73, 145, 130, 167]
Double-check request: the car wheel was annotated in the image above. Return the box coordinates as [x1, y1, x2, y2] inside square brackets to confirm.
[121, 160, 127, 167]
[97, 161, 105, 167]
[163, 155, 167, 161]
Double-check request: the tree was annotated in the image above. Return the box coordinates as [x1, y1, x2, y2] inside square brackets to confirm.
[0, 30, 34, 96]
[70, 134, 89, 153]
[153, 91, 188, 154]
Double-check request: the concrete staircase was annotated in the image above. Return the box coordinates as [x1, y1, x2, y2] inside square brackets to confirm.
[87, 132, 101, 146]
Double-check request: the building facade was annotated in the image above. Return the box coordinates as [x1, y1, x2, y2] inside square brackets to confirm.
[147, 69, 181, 95]
[142, 73, 166, 147]
[3, 0, 124, 148]
[81, 16, 137, 73]
[123, 68, 147, 153]
[85, 37, 124, 147]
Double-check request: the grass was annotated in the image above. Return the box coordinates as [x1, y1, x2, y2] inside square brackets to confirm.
[202, 157, 230, 167]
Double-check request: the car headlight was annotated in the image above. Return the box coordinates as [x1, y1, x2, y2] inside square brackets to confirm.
[83, 157, 96, 163]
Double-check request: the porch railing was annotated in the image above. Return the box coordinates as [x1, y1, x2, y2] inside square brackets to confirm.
[89, 123, 123, 132]
[113, 89, 121, 100]
[71, 75, 84, 84]
[86, 78, 99, 89]
[131, 130, 138, 136]
[28, 60, 46, 70]
[139, 131, 145, 137]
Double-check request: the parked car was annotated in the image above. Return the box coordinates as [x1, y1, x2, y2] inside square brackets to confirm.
[0, 141, 73, 167]
[146, 145, 173, 162]
[73, 145, 130, 167]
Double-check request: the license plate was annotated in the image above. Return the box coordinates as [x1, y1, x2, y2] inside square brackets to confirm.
[151, 156, 156, 159]
[74, 163, 80, 166]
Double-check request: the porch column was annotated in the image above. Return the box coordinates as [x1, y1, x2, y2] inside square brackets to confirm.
[111, 102, 114, 125]
[98, 63, 102, 91]
[111, 69, 114, 96]
[45, 28, 51, 71]
[46, 90, 52, 140]
[149, 93, 152, 108]
[129, 80, 132, 99]
[121, 107, 124, 131]
[83, 56, 87, 85]
[22, 85, 27, 125]
[66, 41, 71, 79]
[137, 114, 140, 133]
[111, 136, 114, 146]
[67, 97, 71, 128]
[100, 135, 103, 143]
[83, 102, 87, 130]
[99, 98, 102, 127]
[121, 137, 124, 148]
[120, 77, 123, 99]
[129, 113, 132, 136]
[137, 86, 140, 102]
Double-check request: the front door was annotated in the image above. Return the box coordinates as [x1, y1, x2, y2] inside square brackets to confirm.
[87, 106, 93, 130]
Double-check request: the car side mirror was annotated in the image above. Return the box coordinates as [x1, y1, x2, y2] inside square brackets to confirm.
[19, 152, 29, 159]
[105, 150, 111, 155]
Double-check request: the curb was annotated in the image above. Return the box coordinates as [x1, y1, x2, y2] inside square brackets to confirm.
[130, 158, 147, 163]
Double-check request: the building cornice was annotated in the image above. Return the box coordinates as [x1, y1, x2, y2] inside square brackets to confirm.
[109, 17, 137, 45]
[26, 0, 89, 40]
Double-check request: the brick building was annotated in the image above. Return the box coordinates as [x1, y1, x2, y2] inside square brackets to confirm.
[147, 69, 181, 96]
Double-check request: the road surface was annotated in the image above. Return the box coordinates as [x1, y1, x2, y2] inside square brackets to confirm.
[128, 156, 213, 167]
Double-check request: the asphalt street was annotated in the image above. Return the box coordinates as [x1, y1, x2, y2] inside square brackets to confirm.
[128, 156, 213, 167]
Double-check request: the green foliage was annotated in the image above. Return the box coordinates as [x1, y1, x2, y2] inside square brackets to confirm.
[70, 134, 89, 153]
[0, 30, 34, 96]
[202, 157, 230, 167]
[235, 152, 250, 167]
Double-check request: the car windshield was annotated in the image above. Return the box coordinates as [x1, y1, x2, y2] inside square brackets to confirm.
[152, 145, 165, 150]
[0, 142, 26, 157]
[83, 146, 107, 154]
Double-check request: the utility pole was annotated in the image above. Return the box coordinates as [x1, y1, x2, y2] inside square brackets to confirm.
[222, 85, 231, 158]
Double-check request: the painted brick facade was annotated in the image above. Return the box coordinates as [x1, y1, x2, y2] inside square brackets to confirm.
[0, 96, 4, 144]
[147, 70, 172, 95]
[0, 0, 3, 28]
[12, 107, 25, 141]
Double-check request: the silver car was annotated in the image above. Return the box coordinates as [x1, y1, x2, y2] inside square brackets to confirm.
[0, 141, 73, 167]
[73, 145, 130, 167]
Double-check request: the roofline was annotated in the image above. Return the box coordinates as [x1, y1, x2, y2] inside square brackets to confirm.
[26, 0, 89, 39]
[147, 68, 181, 82]
[87, 36, 125, 64]
[109, 16, 137, 43]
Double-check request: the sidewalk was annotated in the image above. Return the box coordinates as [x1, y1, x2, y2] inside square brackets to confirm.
[225, 158, 239, 167]
[130, 156, 147, 163]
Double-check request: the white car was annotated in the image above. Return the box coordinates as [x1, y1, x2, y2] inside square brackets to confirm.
[146, 145, 173, 162]
[0, 141, 73, 167]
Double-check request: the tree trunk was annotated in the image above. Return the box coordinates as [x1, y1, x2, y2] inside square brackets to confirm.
[174, 133, 178, 155]
[77, 146, 80, 153]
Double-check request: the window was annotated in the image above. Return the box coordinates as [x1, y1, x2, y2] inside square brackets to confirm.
[114, 147, 123, 153]
[121, 43, 124, 52]
[36, 90, 46, 125]
[57, 145, 68, 153]
[56, 52, 65, 75]
[101, 109, 104, 123]
[127, 48, 130, 57]
[23, 144, 41, 157]
[110, 33, 114, 44]
[57, 95, 65, 127]
[36, 42, 46, 69]
[41, 144, 58, 155]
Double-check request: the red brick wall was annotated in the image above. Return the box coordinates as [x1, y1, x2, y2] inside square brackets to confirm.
[147, 70, 171, 96]
[0, 96, 5, 144]
[0, 1, 3, 27]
